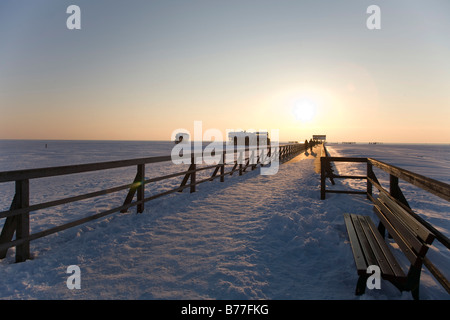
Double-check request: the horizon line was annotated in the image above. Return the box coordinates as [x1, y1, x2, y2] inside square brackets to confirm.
[0, 138, 449, 145]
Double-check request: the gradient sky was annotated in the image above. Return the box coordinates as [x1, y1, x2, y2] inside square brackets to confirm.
[1, 0, 449, 143]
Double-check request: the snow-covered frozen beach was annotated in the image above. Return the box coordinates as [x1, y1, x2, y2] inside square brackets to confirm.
[0, 141, 448, 300]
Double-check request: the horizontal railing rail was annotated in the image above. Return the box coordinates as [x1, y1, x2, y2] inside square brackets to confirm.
[368, 158, 450, 202]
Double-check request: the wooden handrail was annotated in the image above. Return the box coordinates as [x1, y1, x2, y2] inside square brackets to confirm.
[0, 144, 302, 183]
[368, 158, 450, 202]
[0, 142, 308, 262]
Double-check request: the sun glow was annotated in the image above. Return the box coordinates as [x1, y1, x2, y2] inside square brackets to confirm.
[292, 99, 317, 122]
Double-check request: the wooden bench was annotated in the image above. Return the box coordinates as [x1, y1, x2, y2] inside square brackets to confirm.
[343, 192, 435, 299]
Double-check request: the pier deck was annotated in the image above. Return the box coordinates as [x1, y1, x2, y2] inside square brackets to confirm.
[1, 147, 374, 299]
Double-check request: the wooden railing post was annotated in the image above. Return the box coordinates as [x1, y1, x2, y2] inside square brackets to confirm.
[390, 174, 411, 209]
[389, 174, 398, 197]
[121, 166, 144, 213]
[190, 163, 196, 193]
[238, 150, 243, 176]
[251, 149, 256, 171]
[15, 179, 30, 262]
[367, 162, 373, 200]
[189, 155, 196, 193]
[220, 153, 225, 182]
[321, 157, 326, 200]
[136, 164, 145, 213]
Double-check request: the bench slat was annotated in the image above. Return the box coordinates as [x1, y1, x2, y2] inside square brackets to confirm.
[350, 214, 378, 267]
[376, 198, 429, 258]
[379, 193, 435, 244]
[343, 213, 368, 273]
[356, 215, 396, 279]
[373, 204, 421, 267]
[364, 216, 407, 280]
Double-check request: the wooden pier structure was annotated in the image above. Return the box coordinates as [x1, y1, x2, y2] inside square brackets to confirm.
[320, 149, 450, 297]
[0, 141, 314, 263]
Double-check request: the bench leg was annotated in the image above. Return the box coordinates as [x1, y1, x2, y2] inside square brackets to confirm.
[389, 265, 421, 300]
[407, 266, 422, 300]
[355, 275, 369, 296]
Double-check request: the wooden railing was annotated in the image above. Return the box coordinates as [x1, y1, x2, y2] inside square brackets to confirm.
[0, 142, 307, 263]
[320, 155, 450, 294]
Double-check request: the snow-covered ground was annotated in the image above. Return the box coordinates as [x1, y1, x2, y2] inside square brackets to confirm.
[0, 141, 448, 299]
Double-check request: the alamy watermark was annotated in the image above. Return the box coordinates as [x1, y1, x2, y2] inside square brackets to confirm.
[66, 4, 382, 31]
[66, 5, 81, 30]
[170, 121, 280, 175]
[366, 5, 381, 30]
[366, 265, 381, 290]
[66, 265, 81, 289]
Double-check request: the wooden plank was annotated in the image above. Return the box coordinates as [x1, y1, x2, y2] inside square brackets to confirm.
[325, 157, 368, 163]
[190, 164, 196, 193]
[144, 169, 192, 185]
[320, 158, 326, 200]
[367, 162, 373, 199]
[0, 143, 305, 183]
[357, 215, 395, 279]
[179, 163, 195, 191]
[351, 214, 378, 268]
[380, 193, 435, 244]
[331, 175, 367, 179]
[367, 192, 376, 204]
[1, 167, 197, 218]
[0, 143, 296, 262]
[325, 190, 367, 195]
[229, 162, 238, 176]
[372, 189, 448, 249]
[367, 176, 388, 196]
[373, 204, 420, 267]
[209, 165, 220, 181]
[120, 171, 140, 213]
[322, 156, 335, 185]
[369, 158, 450, 202]
[15, 179, 30, 262]
[0, 155, 173, 183]
[376, 198, 427, 257]
[136, 164, 145, 213]
[1, 182, 134, 219]
[343, 214, 368, 273]
[380, 194, 435, 244]
[220, 162, 225, 182]
[365, 217, 406, 280]
[389, 175, 411, 209]
[0, 197, 146, 253]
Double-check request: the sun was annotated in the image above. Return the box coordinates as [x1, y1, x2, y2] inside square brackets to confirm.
[292, 99, 317, 122]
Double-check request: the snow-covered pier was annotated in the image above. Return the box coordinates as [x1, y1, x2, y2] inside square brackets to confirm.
[0, 142, 448, 300]
[0, 142, 309, 263]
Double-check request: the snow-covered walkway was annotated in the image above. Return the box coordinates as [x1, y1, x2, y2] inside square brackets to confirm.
[1, 146, 446, 299]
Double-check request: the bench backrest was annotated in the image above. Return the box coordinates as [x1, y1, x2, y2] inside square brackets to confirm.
[373, 192, 435, 268]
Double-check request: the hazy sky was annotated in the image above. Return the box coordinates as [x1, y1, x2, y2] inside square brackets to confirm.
[1, 0, 449, 142]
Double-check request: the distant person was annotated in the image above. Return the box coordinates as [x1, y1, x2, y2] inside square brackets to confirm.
[309, 139, 313, 152]
[304, 140, 309, 153]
